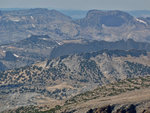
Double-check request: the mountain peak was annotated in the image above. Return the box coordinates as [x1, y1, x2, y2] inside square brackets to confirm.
[29, 8, 49, 12]
[48, 9, 72, 20]
[79, 10, 134, 28]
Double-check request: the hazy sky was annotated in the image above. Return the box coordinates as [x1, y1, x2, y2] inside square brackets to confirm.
[0, 0, 150, 10]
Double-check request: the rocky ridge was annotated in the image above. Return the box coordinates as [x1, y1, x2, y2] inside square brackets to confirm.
[50, 39, 150, 59]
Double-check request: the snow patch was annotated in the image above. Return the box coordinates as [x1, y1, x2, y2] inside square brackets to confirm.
[27, 34, 31, 38]
[32, 24, 36, 28]
[56, 41, 63, 45]
[136, 18, 147, 25]
[21, 17, 26, 20]
[31, 16, 34, 20]
[13, 54, 19, 58]
[42, 38, 48, 40]
[9, 17, 20, 22]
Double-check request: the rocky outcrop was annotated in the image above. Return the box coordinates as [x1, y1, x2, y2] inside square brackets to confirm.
[87, 105, 113, 113]
[116, 104, 136, 113]
[142, 109, 150, 113]
[86, 104, 136, 113]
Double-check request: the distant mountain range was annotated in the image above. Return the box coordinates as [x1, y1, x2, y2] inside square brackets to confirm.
[60, 10, 150, 19]
[1, 8, 150, 44]
[128, 10, 150, 17]
[0, 8, 73, 44]
[1, 8, 150, 18]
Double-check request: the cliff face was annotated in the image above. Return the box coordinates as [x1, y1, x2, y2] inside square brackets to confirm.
[50, 39, 150, 59]
[77, 10, 135, 28]
[76, 10, 150, 42]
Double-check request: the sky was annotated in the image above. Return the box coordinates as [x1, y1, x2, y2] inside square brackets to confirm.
[0, 0, 150, 11]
